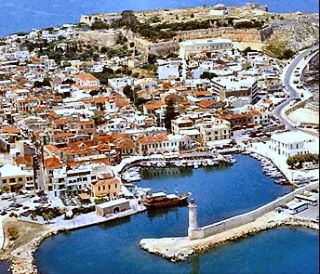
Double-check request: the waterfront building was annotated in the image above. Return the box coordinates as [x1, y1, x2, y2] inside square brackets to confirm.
[95, 198, 130, 217]
[51, 165, 103, 197]
[171, 117, 201, 141]
[136, 133, 193, 155]
[90, 173, 120, 199]
[269, 131, 318, 157]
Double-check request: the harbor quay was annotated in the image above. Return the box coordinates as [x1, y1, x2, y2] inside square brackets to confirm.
[140, 181, 319, 262]
[115, 151, 233, 174]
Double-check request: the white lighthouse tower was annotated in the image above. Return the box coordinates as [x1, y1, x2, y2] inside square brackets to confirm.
[188, 199, 198, 239]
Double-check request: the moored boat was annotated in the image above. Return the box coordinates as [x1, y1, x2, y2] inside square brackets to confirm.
[142, 192, 190, 209]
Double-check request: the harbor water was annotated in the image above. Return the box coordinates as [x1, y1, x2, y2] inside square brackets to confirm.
[34, 155, 318, 274]
[0, 0, 319, 37]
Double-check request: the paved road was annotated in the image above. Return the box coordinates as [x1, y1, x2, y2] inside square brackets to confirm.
[273, 46, 319, 130]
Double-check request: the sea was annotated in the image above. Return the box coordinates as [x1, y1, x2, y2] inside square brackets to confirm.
[33, 155, 319, 274]
[0, 0, 319, 37]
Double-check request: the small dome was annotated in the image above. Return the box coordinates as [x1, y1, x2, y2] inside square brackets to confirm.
[213, 4, 227, 10]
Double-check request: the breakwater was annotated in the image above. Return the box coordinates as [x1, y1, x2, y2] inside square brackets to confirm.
[140, 217, 319, 262]
[140, 182, 318, 262]
[189, 181, 319, 239]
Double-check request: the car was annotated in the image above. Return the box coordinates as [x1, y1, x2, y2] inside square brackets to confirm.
[275, 207, 284, 213]
[20, 211, 30, 217]
[23, 206, 30, 210]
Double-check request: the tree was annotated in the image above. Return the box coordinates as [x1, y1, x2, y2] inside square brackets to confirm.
[89, 90, 99, 97]
[91, 20, 108, 30]
[34, 78, 51, 88]
[148, 54, 158, 65]
[164, 98, 177, 131]
[286, 153, 319, 169]
[123, 85, 134, 101]
[283, 49, 295, 59]
[200, 71, 218, 80]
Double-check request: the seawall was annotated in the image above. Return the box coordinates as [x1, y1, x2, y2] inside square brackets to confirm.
[189, 181, 318, 239]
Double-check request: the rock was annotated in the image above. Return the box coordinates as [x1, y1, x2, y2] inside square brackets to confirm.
[175, 248, 193, 261]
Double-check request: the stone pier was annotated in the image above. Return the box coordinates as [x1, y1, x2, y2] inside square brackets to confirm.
[140, 182, 319, 262]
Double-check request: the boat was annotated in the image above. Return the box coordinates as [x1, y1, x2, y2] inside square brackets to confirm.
[207, 159, 213, 166]
[274, 179, 290, 185]
[142, 192, 190, 209]
[187, 161, 193, 167]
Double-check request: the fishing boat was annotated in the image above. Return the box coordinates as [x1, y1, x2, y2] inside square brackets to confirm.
[142, 192, 190, 209]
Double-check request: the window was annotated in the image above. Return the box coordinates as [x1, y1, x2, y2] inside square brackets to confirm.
[18, 177, 23, 182]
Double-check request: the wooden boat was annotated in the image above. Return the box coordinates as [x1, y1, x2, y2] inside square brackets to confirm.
[143, 192, 190, 209]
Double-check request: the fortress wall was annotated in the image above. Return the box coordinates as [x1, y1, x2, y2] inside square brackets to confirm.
[78, 30, 120, 48]
[189, 182, 319, 239]
[175, 28, 263, 43]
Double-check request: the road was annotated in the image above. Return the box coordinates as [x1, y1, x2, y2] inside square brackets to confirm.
[273, 45, 319, 130]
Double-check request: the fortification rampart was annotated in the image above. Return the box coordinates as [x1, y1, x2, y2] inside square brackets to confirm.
[78, 30, 121, 47]
[175, 27, 272, 43]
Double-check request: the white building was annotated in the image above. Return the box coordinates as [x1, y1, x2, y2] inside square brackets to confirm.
[136, 133, 194, 155]
[211, 76, 259, 102]
[269, 131, 318, 158]
[179, 38, 233, 60]
[157, 59, 181, 80]
[74, 73, 100, 90]
[108, 77, 133, 89]
[171, 117, 201, 141]
[51, 164, 109, 197]
[0, 164, 34, 192]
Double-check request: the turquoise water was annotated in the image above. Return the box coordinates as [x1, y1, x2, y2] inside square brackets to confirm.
[0, 0, 319, 37]
[33, 155, 319, 274]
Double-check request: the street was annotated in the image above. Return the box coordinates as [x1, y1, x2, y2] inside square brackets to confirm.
[273, 46, 319, 130]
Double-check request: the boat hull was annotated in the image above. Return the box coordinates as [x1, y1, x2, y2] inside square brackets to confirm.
[143, 195, 189, 209]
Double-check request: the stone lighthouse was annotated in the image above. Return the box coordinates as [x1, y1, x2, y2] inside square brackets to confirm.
[188, 199, 198, 239]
